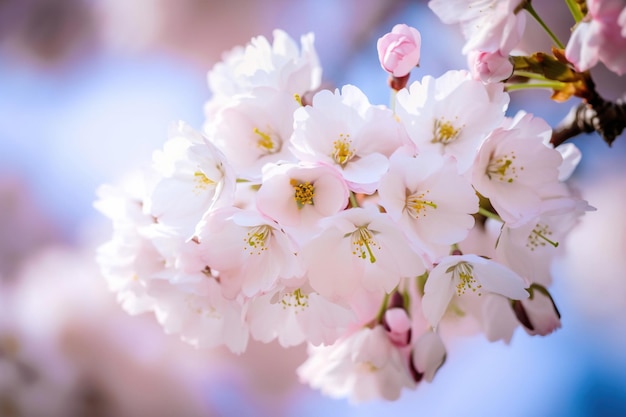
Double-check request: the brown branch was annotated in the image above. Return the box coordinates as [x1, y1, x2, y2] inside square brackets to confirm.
[550, 97, 626, 147]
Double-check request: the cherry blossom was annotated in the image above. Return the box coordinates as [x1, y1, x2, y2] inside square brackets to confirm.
[255, 162, 349, 238]
[565, 0, 626, 75]
[395, 70, 509, 173]
[428, 0, 527, 55]
[468, 49, 514, 83]
[422, 254, 529, 328]
[196, 206, 303, 299]
[377, 24, 422, 77]
[378, 151, 478, 260]
[302, 207, 427, 301]
[472, 112, 563, 225]
[291, 85, 408, 193]
[144, 122, 235, 238]
[297, 326, 416, 402]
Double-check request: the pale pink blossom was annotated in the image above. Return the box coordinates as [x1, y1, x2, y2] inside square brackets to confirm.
[422, 254, 529, 327]
[291, 85, 408, 194]
[206, 88, 299, 181]
[377, 24, 422, 77]
[207, 29, 321, 100]
[428, 0, 526, 55]
[468, 49, 514, 83]
[302, 207, 427, 302]
[378, 151, 478, 260]
[512, 287, 561, 336]
[255, 162, 349, 237]
[196, 207, 303, 299]
[565, 0, 626, 75]
[411, 331, 446, 382]
[472, 112, 563, 226]
[145, 122, 235, 238]
[245, 283, 357, 347]
[297, 326, 416, 402]
[395, 70, 509, 173]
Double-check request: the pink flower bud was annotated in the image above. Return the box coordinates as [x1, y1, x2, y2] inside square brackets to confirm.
[468, 49, 513, 84]
[377, 24, 422, 78]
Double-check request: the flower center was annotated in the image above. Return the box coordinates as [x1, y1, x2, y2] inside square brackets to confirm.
[280, 288, 309, 312]
[253, 127, 281, 154]
[186, 297, 222, 319]
[193, 171, 215, 194]
[244, 225, 272, 255]
[526, 223, 559, 250]
[332, 133, 354, 167]
[357, 361, 379, 373]
[486, 151, 519, 183]
[290, 179, 315, 208]
[406, 190, 437, 218]
[432, 118, 462, 145]
[349, 226, 380, 263]
[448, 261, 482, 296]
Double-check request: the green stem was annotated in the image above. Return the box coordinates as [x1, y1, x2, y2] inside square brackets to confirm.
[349, 192, 359, 208]
[513, 70, 550, 81]
[564, 0, 585, 23]
[375, 292, 391, 324]
[478, 207, 504, 223]
[505, 81, 566, 92]
[524, 2, 565, 49]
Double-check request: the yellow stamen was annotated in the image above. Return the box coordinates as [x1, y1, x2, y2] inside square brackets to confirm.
[332, 133, 354, 167]
[244, 225, 272, 255]
[280, 288, 309, 312]
[290, 179, 315, 208]
[349, 226, 380, 263]
[527, 223, 559, 250]
[406, 190, 437, 218]
[193, 171, 215, 193]
[432, 118, 462, 145]
[486, 151, 521, 183]
[253, 127, 280, 154]
[447, 261, 482, 296]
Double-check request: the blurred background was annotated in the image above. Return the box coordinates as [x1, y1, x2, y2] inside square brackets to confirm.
[1, 0, 625, 416]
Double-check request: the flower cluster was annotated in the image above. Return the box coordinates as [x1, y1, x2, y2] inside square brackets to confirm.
[96, 25, 592, 402]
[429, 0, 626, 81]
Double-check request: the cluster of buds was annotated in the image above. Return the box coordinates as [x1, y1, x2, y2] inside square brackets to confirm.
[96, 19, 592, 402]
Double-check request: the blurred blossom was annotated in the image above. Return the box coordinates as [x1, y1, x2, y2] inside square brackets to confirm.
[1, 247, 218, 417]
[0, 176, 60, 279]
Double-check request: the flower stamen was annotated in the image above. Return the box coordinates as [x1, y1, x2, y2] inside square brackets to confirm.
[280, 288, 309, 313]
[448, 261, 482, 296]
[406, 190, 437, 218]
[349, 226, 380, 263]
[432, 118, 462, 145]
[193, 171, 215, 194]
[253, 127, 281, 154]
[332, 133, 354, 167]
[527, 223, 559, 249]
[486, 152, 519, 183]
[244, 225, 272, 255]
[290, 179, 315, 208]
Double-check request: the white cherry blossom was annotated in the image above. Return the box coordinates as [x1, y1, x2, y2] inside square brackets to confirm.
[144, 122, 235, 238]
[196, 207, 303, 299]
[472, 112, 563, 226]
[206, 88, 299, 181]
[429, 0, 527, 55]
[297, 325, 416, 402]
[302, 207, 427, 302]
[255, 162, 349, 239]
[245, 282, 357, 347]
[422, 254, 529, 327]
[395, 70, 509, 173]
[378, 151, 478, 260]
[291, 84, 408, 193]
